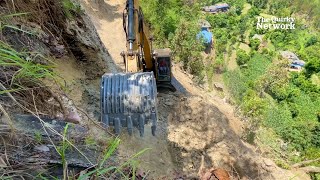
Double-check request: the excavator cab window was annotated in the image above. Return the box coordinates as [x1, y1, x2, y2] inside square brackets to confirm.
[157, 57, 171, 81]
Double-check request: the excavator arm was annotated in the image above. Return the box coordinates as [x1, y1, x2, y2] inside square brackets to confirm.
[100, 0, 158, 137]
[122, 0, 176, 89]
[122, 0, 153, 72]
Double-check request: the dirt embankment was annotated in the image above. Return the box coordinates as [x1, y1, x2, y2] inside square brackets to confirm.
[0, 0, 118, 177]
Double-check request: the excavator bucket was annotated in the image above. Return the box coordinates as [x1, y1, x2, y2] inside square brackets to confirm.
[100, 72, 158, 137]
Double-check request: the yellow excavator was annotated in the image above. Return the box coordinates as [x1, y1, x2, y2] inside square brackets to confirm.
[100, 0, 175, 137]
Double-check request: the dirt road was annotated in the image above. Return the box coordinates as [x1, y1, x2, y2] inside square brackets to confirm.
[78, 0, 309, 179]
[80, 0, 126, 71]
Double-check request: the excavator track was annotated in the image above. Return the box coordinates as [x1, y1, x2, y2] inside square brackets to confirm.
[100, 72, 158, 136]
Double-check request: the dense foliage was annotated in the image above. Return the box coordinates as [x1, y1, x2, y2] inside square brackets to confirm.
[220, 0, 320, 174]
[141, 0, 320, 175]
[141, 0, 207, 81]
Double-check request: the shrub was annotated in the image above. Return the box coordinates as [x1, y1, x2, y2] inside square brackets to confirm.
[242, 89, 268, 117]
[236, 49, 250, 66]
[247, 0, 268, 9]
[305, 36, 318, 47]
[311, 125, 320, 148]
[213, 28, 229, 54]
[169, 19, 204, 75]
[249, 38, 261, 51]
[305, 59, 320, 77]
[61, 0, 82, 19]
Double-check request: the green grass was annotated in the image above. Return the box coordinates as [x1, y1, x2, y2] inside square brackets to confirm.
[61, 0, 82, 19]
[0, 40, 56, 86]
[85, 135, 97, 147]
[57, 124, 70, 180]
[0, 31, 57, 105]
[0, 12, 33, 34]
[34, 131, 43, 144]
[78, 138, 150, 179]
[0, 12, 56, 92]
[46, 124, 149, 179]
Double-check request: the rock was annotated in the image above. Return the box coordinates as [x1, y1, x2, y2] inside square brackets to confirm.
[164, 101, 174, 106]
[52, 44, 66, 58]
[178, 116, 185, 122]
[52, 120, 57, 125]
[55, 112, 64, 120]
[263, 159, 276, 172]
[34, 145, 50, 152]
[252, 34, 263, 42]
[66, 111, 81, 124]
[214, 82, 224, 91]
[184, 114, 191, 120]
[264, 159, 274, 167]
[223, 97, 230, 104]
[13, 114, 87, 137]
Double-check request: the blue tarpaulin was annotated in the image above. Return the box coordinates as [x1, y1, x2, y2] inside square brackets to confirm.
[197, 29, 213, 44]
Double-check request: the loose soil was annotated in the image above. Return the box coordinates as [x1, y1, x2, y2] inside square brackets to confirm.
[0, 0, 311, 179]
[76, 1, 309, 179]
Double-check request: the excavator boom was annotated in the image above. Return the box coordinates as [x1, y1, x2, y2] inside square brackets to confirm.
[101, 0, 174, 136]
[100, 0, 158, 136]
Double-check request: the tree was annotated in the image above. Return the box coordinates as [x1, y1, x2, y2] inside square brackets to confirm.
[257, 58, 290, 100]
[236, 49, 250, 66]
[250, 38, 261, 51]
[305, 59, 320, 77]
[305, 36, 318, 47]
[247, 7, 261, 17]
[247, 0, 268, 9]
[312, 125, 320, 147]
[169, 19, 204, 76]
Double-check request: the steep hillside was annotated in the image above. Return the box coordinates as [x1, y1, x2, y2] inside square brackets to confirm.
[0, 0, 317, 179]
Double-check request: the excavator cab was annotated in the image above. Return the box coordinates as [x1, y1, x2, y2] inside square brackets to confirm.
[155, 49, 171, 81]
[154, 49, 176, 91]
